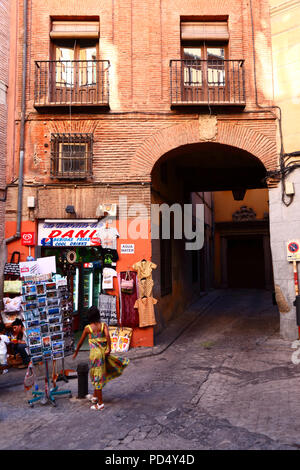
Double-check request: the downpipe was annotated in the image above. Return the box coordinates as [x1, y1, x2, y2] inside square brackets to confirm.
[5, 0, 28, 245]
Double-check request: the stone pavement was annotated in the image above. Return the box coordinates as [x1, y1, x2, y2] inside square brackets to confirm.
[0, 289, 300, 450]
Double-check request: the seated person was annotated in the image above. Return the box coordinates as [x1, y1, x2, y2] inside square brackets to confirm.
[0, 322, 10, 374]
[11, 318, 30, 368]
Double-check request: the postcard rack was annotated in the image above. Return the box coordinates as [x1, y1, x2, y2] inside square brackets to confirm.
[22, 274, 72, 407]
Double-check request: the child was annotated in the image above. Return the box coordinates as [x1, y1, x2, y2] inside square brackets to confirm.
[73, 306, 129, 410]
[0, 323, 10, 374]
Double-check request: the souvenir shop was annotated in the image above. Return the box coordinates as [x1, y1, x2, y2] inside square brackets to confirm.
[37, 219, 158, 349]
[1, 217, 158, 364]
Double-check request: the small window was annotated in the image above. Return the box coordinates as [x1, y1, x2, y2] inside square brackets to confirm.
[51, 133, 93, 179]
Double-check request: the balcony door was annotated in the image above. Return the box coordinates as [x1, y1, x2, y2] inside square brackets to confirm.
[52, 40, 98, 104]
[182, 43, 226, 103]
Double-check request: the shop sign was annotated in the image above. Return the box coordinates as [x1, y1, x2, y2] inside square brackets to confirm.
[21, 232, 35, 246]
[38, 221, 104, 247]
[287, 240, 300, 261]
[120, 243, 135, 254]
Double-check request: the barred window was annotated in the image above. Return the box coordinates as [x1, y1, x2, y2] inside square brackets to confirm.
[50, 133, 93, 179]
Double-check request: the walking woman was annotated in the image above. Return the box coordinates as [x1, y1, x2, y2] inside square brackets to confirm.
[73, 306, 129, 410]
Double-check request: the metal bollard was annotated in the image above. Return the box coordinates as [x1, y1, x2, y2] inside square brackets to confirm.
[76, 362, 89, 399]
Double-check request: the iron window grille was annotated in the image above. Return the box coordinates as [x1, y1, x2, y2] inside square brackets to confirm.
[50, 133, 93, 179]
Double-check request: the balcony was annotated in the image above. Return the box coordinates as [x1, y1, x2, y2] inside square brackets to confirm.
[34, 60, 110, 109]
[50, 133, 93, 179]
[170, 59, 245, 108]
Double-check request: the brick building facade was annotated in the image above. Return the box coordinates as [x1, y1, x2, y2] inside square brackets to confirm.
[5, 0, 290, 344]
[0, 0, 9, 293]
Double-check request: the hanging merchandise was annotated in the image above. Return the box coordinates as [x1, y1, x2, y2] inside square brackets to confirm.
[97, 224, 120, 250]
[102, 267, 118, 290]
[120, 271, 135, 294]
[132, 260, 157, 280]
[134, 296, 158, 328]
[138, 277, 154, 298]
[57, 281, 75, 357]
[24, 361, 36, 391]
[118, 271, 139, 328]
[3, 296, 22, 313]
[102, 248, 119, 268]
[98, 293, 118, 325]
[108, 326, 133, 353]
[4, 251, 21, 276]
[3, 280, 22, 294]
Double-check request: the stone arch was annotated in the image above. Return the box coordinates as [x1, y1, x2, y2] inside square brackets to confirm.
[132, 119, 278, 177]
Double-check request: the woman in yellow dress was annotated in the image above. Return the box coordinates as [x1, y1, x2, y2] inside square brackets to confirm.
[73, 306, 129, 410]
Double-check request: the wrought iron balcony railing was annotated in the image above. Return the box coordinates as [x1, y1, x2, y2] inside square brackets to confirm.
[50, 133, 93, 179]
[34, 60, 110, 108]
[170, 59, 245, 107]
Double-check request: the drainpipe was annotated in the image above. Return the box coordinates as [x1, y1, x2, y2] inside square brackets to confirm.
[5, 0, 28, 245]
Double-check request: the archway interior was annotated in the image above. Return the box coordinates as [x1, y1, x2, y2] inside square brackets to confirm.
[150, 141, 273, 325]
[152, 142, 267, 192]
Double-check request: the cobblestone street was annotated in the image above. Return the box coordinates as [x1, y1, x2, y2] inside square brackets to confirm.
[0, 290, 299, 450]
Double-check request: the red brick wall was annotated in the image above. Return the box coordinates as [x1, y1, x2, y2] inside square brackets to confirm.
[0, 0, 9, 237]
[7, 0, 277, 186]
[4, 0, 279, 343]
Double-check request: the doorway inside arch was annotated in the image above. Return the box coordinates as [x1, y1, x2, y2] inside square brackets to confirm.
[150, 141, 274, 325]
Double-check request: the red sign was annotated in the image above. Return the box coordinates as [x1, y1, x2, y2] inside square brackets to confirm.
[21, 232, 35, 246]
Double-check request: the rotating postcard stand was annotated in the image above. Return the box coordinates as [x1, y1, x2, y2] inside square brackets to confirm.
[21, 269, 72, 408]
[28, 359, 72, 408]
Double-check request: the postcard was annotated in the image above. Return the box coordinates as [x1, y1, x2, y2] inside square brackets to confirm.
[40, 323, 49, 335]
[36, 283, 46, 296]
[22, 284, 36, 295]
[51, 332, 63, 342]
[26, 319, 40, 328]
[37, 297, 47, 307]
[42, 336, 51, 349]
[29, 345, 42, 355]
[49, 323, 62, 334]
[43, 350, 52, 360]
[52, 340, 64, 351]
[39, 312, 48, 323]
[46, 291, 58, 299]
[28, 335, 41, 346]
[24, 311, 34, 322]
[24, 302, 37, 311]
[52, 350, 64, 360]
[47, 307, 60, 316]
[27, 326, 41, 337]
[47, 298, 60, 308]
[24, 293, 37, 302]
[46, 282, 56, 291]
[32, 355, 43, 364]
[48, 315, 61, 324]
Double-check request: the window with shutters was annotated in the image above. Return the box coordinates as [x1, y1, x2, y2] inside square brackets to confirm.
[34, 19, 110, 108]
[170, 20, 245, 106]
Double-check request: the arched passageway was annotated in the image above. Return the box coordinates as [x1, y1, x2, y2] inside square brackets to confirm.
[150, 140, 274, 327]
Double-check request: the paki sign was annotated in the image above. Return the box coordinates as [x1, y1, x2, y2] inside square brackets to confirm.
[38, 221, 104, 247]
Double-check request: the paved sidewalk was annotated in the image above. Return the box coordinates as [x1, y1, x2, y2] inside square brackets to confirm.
[1, 289, 299, 450]
[0, 291, 220, 389]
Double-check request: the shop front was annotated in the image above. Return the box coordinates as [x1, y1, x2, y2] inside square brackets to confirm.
[34, 219, 155, 348]
[37, 220, 104, 332]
